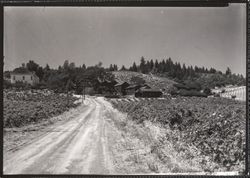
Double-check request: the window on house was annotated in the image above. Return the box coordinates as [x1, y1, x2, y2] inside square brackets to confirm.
[23, 76, 25, 80]
[13, 76, 15, 80]
[31, 76, 33, 80]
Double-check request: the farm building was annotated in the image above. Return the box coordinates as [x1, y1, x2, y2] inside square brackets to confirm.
[125, 85, 141, 95]
[139, 84, 151, 89]
[125, 84, 151, 95]
[96, 78, 117, 94]
[135, 88, 163, 98]
[10, 68, 39, 86]
[114, 82, 130, 95]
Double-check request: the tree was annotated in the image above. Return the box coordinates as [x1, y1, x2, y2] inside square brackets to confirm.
[26, 60, 39, 73]
[130, 62, 137, 72]
[120, 65, 126, 71]
[209, 68, 216, 74]
[109, 64, 114, 71]
[182, 64, 187, 76]
[150, 59, 154, 70]
[194, 66, 199, 73]
[113, 64, 118, 71]
[36, 67, 44, 80]
[145, 60, 151, 73]
[154, 59, 159, 70]
[226, 67, 232, 76]
[63, 60, 69, 70]
[69, 62, 75, 70]
[139, 56, 147, 74]
[96, 62, 102, 68]
[44, 64, 50, 71]
[82, 64, 86, 70]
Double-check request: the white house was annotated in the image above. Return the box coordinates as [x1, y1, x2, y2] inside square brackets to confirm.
[10, 68, 39, 86]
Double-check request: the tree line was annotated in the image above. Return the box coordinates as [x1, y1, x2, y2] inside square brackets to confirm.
[4, 56, 245, 93]
[4, 60, 115, 94]
[115, 56, 245, 88]
[118, 56, 237, 79]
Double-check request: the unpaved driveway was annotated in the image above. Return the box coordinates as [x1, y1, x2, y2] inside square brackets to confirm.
[4, 97, 115, 174]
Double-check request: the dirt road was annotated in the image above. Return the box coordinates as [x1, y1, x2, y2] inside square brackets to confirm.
[4, 97, 116, 174]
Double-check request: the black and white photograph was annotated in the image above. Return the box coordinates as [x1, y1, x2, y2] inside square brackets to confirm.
[3, 4, 246, 175]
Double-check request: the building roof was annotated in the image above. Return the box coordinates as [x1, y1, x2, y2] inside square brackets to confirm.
[138, 88, 162, 93]
[11, 67, 35, 75]
[126, 84, 139, 89]
[114, 81, 129, 87]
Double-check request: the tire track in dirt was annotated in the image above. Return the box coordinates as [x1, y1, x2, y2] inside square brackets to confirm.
[4, 97, 115, 174]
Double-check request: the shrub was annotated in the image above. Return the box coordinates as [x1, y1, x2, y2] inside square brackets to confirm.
[3, 80, 12, 89]
[179, 89, 207, 97]
[203, 87, 212, 95]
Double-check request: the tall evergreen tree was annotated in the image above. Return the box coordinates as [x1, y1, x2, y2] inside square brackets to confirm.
[82, 64, 86, 70]
[139, 56, 147, 73]
[63, 60, 69, 70]
[113, 64, 118, 71]
[131, 62, 137, 72]
[226, 67, 232, 75]
[154, 59, 159, 71]
[150, 59, 154, 70]
[120, 65, 126, 71]
[109, 64, 114, 71]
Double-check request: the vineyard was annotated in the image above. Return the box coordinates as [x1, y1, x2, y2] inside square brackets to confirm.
[110, 97, 245, 172]
[4, 89, 80, 128]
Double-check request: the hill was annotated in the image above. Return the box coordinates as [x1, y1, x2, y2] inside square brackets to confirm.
[112, 71, 177, 93]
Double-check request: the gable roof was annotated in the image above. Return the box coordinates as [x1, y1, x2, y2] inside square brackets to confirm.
[11, 67, 38, 77]
[138, 88, 162, 93]
[126, 84, 139, 89]
[114, 81, 130, 87]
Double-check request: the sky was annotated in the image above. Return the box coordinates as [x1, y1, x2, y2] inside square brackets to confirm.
[4, 4, 246, 75]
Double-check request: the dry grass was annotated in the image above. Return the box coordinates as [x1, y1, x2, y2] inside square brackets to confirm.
[106, 106, 204, 173]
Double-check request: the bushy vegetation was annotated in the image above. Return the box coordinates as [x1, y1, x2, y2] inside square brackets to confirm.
[110, 97, 245, 172]
[4, 60, 116, 94]
[4, 89, 79, 128]
[4, 56, 245, 95]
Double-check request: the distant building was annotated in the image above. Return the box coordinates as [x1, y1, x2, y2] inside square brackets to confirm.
[125, 84, 151, 95]
[10, 68, 39, 86]
[114, 82, 130, 95]
[125, 85, 140, 95]
[96, 78, 117, 94]
[135, 88, 163, 98]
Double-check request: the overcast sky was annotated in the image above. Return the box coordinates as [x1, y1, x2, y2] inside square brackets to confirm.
[4, 4, 246, 75]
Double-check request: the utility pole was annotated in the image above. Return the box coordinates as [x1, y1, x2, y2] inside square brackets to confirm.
[84, 85, 86, 100]
[81, 79, 89, 103]
[66, 79, 70, 107]
[81, 84, 85, 103]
